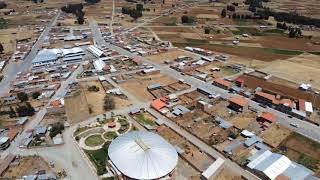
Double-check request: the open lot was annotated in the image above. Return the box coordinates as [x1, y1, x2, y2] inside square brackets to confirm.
[260, 57, 320, 90]
[2, 156, 52, 178]
[64, 90, 90, 124]
[261, 124, 292, 148]
[278, 132, 320, 176]
[120, 73, 176, 101]
[147, 49, 197, 64]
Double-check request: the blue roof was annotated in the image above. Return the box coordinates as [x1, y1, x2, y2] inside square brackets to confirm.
[147, 83, 162, 90]
[283, 162, 314, 180]
[244, 135, 262, 147]
[255, 142, 270, 151]
[223, 140, 243, 153]
[172, 105, 190, 116]
[254, 153, 282, 172]
[215, 116, 232, 129]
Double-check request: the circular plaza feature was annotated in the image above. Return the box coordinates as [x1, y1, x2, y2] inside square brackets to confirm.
[84, 134, 105, 147]
[108, 131, 178, 180]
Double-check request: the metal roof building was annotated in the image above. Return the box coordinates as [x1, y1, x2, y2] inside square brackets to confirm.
[108, 131, 178, 179]
[247, 150, 315, 180]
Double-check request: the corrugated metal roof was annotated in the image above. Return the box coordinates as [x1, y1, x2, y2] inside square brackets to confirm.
[108, 131, 178, 179]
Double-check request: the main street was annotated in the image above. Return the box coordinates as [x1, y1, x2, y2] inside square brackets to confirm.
[0, 11, 61, 96]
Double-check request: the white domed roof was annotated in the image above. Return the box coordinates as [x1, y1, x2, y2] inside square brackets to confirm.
[108, 131, 178, 179]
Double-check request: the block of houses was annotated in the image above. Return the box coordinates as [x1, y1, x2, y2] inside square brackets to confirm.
[298, 99, 313, 116]
[228, 97, 249, 112]
[212, 78, 233, 90]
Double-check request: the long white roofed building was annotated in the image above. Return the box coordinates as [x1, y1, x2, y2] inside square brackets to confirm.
[108, 131, 178, 180]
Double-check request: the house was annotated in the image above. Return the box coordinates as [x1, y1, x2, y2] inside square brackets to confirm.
[172, 105, 190, 117]
[151, 99, 166, 111]
[234, 78, 245, 87]
[298, 99, 313, 116]
[147, 84, 162, 91]
[223, 140, 243, 154]
[276, 99, 294, 114]
[215, 117, 233, 129]
[132, 57, 143, 65]
[17, 117, 28, 126]
[254, 91, 276, 106]
[228, 97, 249, 112]
[197, 100, 213, 112]
[258, 112, 277, 129]
[35, 127, 47, 136]
[201, 158, 225, 180]
[244, 135, 262, 147]
[212, 78, 233, 90]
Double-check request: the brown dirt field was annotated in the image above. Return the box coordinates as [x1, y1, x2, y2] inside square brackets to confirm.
[282, 132, 320, 161]
[157, 33, 188, 43]
[120, 74, 176, 102]
[230, 112, 256, 130]
[261, 124, 292, 148]
[82, 81, 105, 116]
[173, 43, 292, 62]
[147, 49, 197, 64]
[65, 90, 90, 124]
[0, 28, 34, 53]
[2, 156, 52, 178]
[152, 27, 196, 33]
[260, 60, 320, 90]
[239, 74, 320, 109]
[257, 36, 320, 52]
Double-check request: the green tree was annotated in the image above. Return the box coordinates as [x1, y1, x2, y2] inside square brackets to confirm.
[136, 3, 143, 12]
[32, 92, 41, 99]
[104, 95, 115, 111]
[0, 42, 3, 54]
[221, 9, 227, 18]
[16, 102, 35, 117]
[49, 122, 65, 138]
[17, 92, 28, 102]
[204, 27, 210, 34]
[181, 15, 189, 24]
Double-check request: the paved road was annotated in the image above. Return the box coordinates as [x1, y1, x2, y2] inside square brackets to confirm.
[0, 12, 61, 96]
[109, 0, 115, 35]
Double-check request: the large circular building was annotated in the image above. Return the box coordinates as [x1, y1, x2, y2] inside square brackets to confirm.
[108, 131, 178, 179]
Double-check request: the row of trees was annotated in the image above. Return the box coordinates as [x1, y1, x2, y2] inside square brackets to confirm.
[31, 0, 44, 3]
[0, 42, 3, 54]
[121, 4, 144, 20]
[276, 22, 302, 38]
[61, 4, 85, 24]
[9, 102, 35, 117]
[17, 92, 41, 102]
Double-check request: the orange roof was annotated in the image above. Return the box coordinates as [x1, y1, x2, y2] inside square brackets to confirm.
[229, 97, 249, 107]
[275, 174, 290, 180]
[255, 91, 275, 101]
[260, 112, 277, 123]
[50, 100, 61, 107]
[7, 129, 19, 141]
[213, 78, 232, 88]
[151, 99, 166, 111]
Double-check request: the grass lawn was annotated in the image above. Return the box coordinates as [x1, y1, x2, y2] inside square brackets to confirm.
[103, 131, 118, 139]
[85, 141, 111, 175]
[74, 126, 90, 137]
[136, 113, 156, 126]
[85, 134, 105, 147]
[0, 18, 9, 29]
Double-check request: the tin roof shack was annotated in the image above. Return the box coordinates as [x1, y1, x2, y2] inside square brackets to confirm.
[172, 105, 191, 117]
[228, 97, 249, 112]
[212, 78, 233, 90]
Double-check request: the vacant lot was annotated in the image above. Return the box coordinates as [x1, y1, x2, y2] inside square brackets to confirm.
[261, 124, 292, 148]
[230, 112, 256, 130]
[147, 49, 197, 64]
[279, 132, 320, 176]
[65, 90, 90, 124]
[2, 156, 52, 178]
[260, 60, 320, 90]
[120, 73, 176, 101]
[81, 81, 105, 116]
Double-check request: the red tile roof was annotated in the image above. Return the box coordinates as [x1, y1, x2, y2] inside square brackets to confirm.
[213, 78, 232, 88]
[279, 99, 294, 108]
[229, 97, 249, 107]
[151, 99, 166, 111]
[235, 77, 244, 84]
[7, 129, 19, 141]
[260, 112, 277, 123]
[255, 91, 275, 101]
[298, 99, 306, 111]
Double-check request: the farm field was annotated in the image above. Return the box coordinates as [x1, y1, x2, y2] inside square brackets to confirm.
[278, 132, 320, 176]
